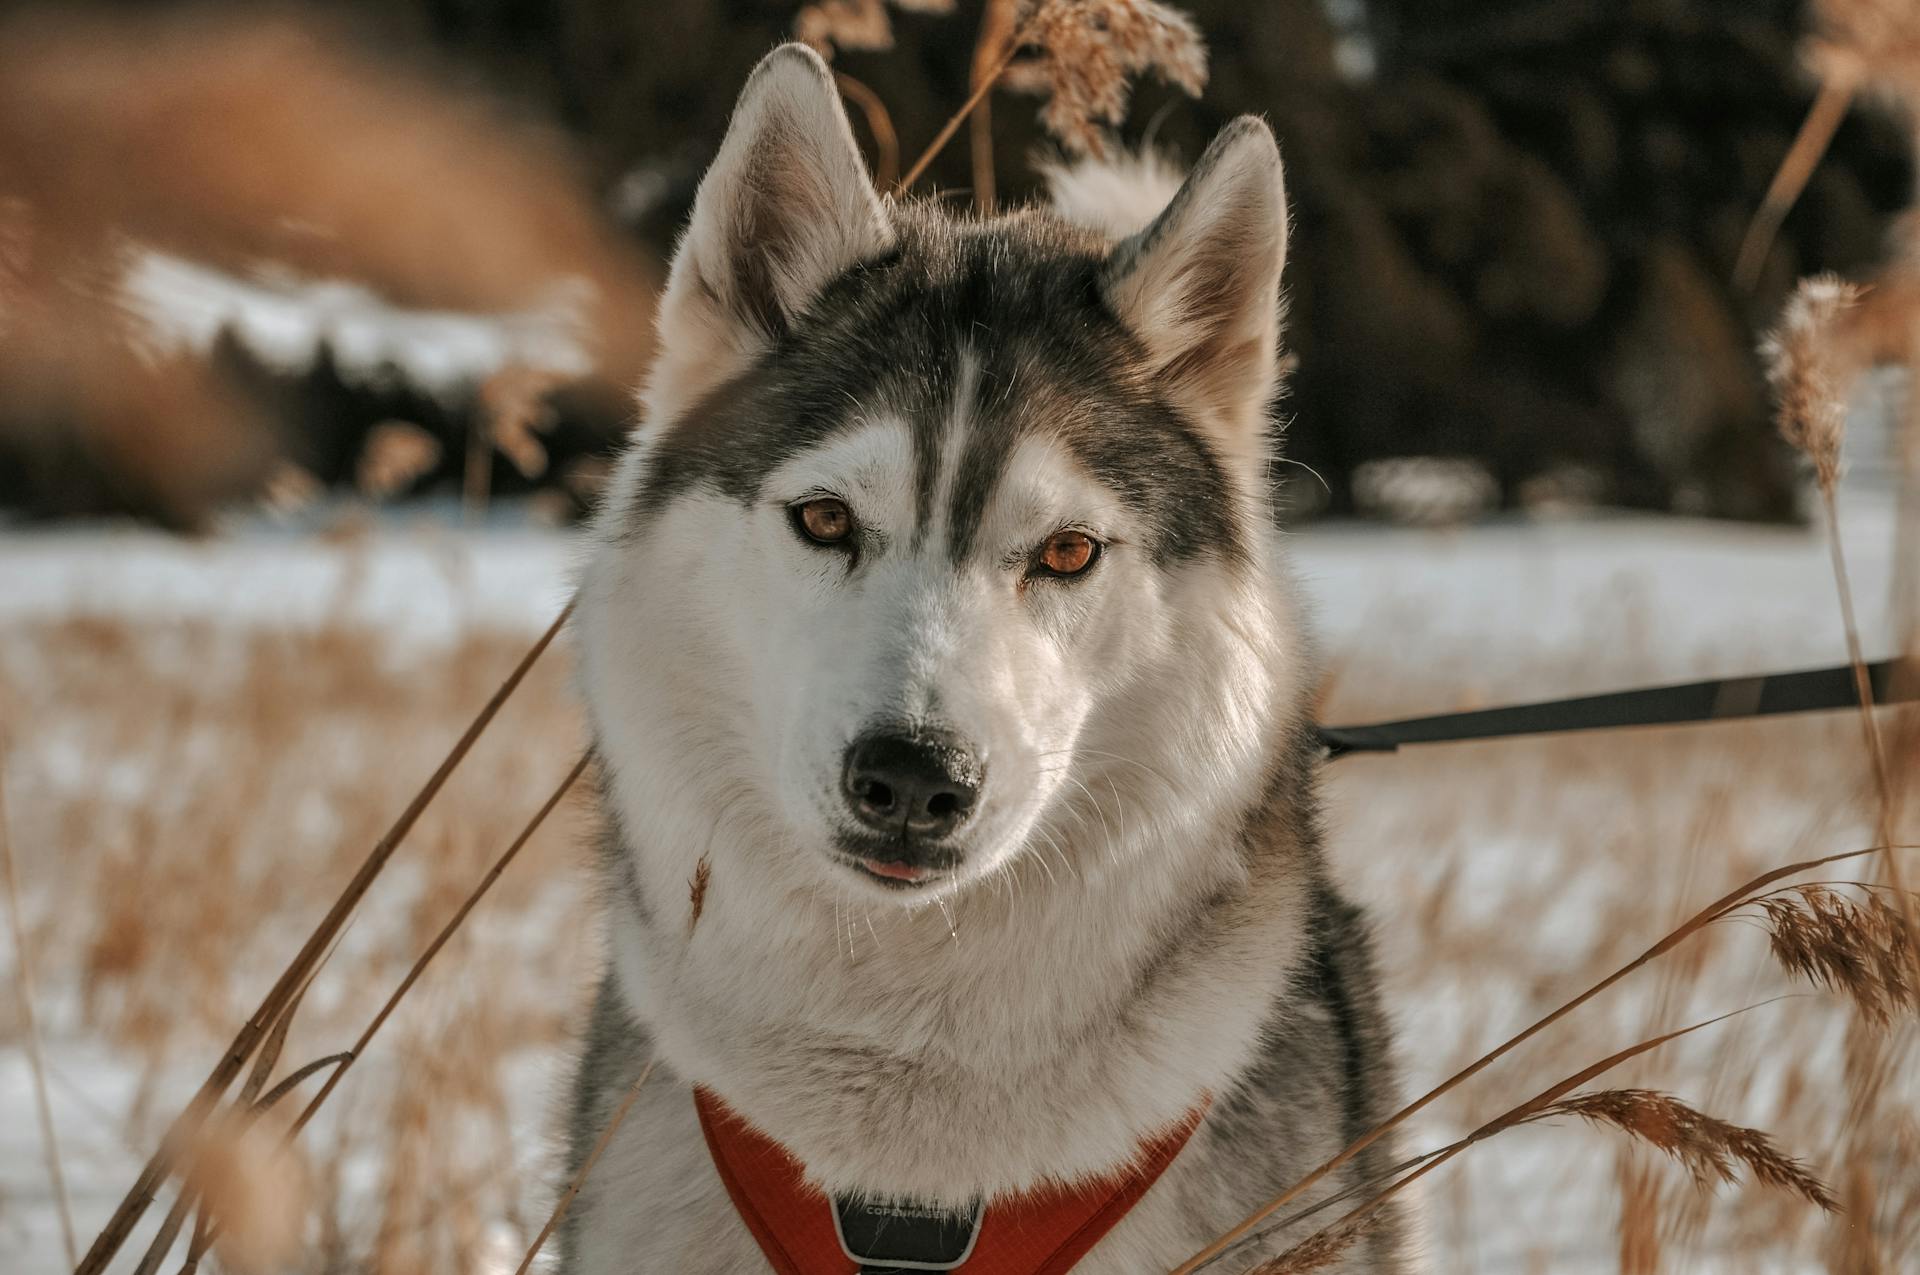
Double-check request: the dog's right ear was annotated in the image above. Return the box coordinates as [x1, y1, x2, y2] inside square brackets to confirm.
[645, 44, 893, 424]
[1101, 118, 1287, 470]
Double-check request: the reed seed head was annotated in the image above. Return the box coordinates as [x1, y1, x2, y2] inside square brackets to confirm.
[1002, 0, 1207, 156]
[1246, 1217, 1371, 1274]
[1758, 885, 1918, 1028]
[1531, 1089, 1838, 1212]
[795, 0, 955, 58]
[1760, 274, 1863, 492]
[1811, 0, 1920, 98]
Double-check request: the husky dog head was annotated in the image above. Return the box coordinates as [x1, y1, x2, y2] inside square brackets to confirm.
[578, 44, 1300, 906]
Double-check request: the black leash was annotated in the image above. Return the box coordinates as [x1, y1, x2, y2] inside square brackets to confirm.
[1318, 658, 1914, 760]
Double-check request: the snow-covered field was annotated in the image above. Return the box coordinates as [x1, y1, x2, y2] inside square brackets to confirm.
[2, 487, 1914, 1272]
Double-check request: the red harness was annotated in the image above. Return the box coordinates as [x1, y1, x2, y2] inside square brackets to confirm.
[695, 1088, 1207, 1274]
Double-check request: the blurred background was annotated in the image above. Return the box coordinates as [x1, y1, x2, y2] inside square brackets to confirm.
[1, 0, 1916, 529]
[3, 1, 1919, 1273]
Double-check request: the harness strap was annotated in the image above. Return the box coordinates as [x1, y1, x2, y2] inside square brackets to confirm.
[694, 1087, 1207, 1274]
[1318, 657, 1913, 760]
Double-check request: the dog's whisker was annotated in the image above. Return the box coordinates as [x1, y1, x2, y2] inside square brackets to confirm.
[1060, 775, 1115, 849]
[1037, 747, 1177, 792]
[1025, 823, 1079, 885]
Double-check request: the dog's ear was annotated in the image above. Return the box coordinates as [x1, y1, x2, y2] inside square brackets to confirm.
[646, 44, 892, 423]
[1102, 118, 1288, 461]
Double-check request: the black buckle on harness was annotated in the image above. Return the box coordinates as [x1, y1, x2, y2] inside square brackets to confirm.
[833, 1194, 985, 1272]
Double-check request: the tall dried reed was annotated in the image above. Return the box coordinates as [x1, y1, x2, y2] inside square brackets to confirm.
[0, 750, 75, 1267]
[1172, 841, 1917, 1272]
[75, 604, 572, 1275]
[28, 3, 1920, 1268]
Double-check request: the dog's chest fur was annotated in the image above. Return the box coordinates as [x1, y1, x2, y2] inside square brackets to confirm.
[560, 767, 1406, 1273]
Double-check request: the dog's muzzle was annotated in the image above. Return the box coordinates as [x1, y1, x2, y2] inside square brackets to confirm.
[837, 729, 982, 882]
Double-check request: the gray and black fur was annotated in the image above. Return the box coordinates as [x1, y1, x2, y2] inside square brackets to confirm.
[561, 42, 1405, 1274]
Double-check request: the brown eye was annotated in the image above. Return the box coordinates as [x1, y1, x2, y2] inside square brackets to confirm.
[794, 497, 854, 545]
[1036, 529, 1100, 577]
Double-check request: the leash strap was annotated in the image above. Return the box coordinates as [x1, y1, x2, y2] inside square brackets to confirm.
[1318, 658, 1912, 759]
[694, 1087, 1207, 1275]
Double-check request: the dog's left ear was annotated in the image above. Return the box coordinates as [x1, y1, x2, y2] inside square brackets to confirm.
[1102, 118, 1288, 457]
[645, 43, 893, 424]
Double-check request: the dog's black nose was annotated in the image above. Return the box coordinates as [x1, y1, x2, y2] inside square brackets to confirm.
[842, 730, 982, 840]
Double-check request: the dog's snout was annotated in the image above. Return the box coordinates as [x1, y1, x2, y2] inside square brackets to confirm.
[841, 730, 982, 840]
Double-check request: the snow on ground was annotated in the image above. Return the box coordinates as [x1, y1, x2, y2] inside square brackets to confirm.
[120, 251, 596, 402]
[3, 489, 1903, 678]
[0, 485, 1911, 1272]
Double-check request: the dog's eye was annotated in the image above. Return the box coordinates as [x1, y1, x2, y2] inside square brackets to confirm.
[792, 497, 855, 545]
[1033, 530, 1100, 578]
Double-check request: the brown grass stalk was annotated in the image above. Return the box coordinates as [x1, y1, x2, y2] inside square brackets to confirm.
[901, 0, 1207, 193]
[899, 34, 1025, 194]
[175, 752, 591, 1270]
[999, 0, 1205, 156]
[836, 72, 901, 190]
[142, 1055, 347, 1275]
[1764, 275, 1920, 980]
[514, 1058, 658, 1275]
[138, 962, 334, 1275]
[171, 1053, 352, 1273]
[968, 0, 1021, 209]
[132, 980, 309, 1275]
[178, 1210, 214, 1275]
[1817, 491, 1918, 935]
[290, 750, 590, 1137]
[76, 602, 574, 1275]
[0, 753, 77, 1268]
[1820, 490, 1903, 830]
[463, 410, 493, 526]
[1244, 1218, 1375, 1274]
[1765, 121, 1920, 1271]
[136, 1182, 203, 1275]
[1167, 842, 1914, 1273]
[1243, 1008, 1833, 1274]
[1617, 1150, 1662, 1275]
[1735, 69, 1860, 292]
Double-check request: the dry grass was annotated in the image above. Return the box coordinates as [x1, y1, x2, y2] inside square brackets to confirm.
[889, 0, 1209, 192]
[1759, 885, 1919, 1027]
[0, 612, 593, 1272]
[1530, 1089, 1836, 1207]
[513, 1058, 656, 1275]
[0, 748, 76, 1266]
[796, 0, 957, 56]
[4, 1, 1917, 1263]
[1309, 657, 1919, 1271]
[1000, 0, 1208, 157]
[1763, 277, 1864, 493]
[4, 594, 1916, 1271]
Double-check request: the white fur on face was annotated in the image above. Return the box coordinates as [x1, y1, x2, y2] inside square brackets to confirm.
[772, 425, 1161, 895]
[586, 383, 1220, 902]
[573, 388, 1310, 1200]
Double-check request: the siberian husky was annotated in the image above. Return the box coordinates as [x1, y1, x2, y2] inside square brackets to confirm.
[563, 43, 1403, 1273]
